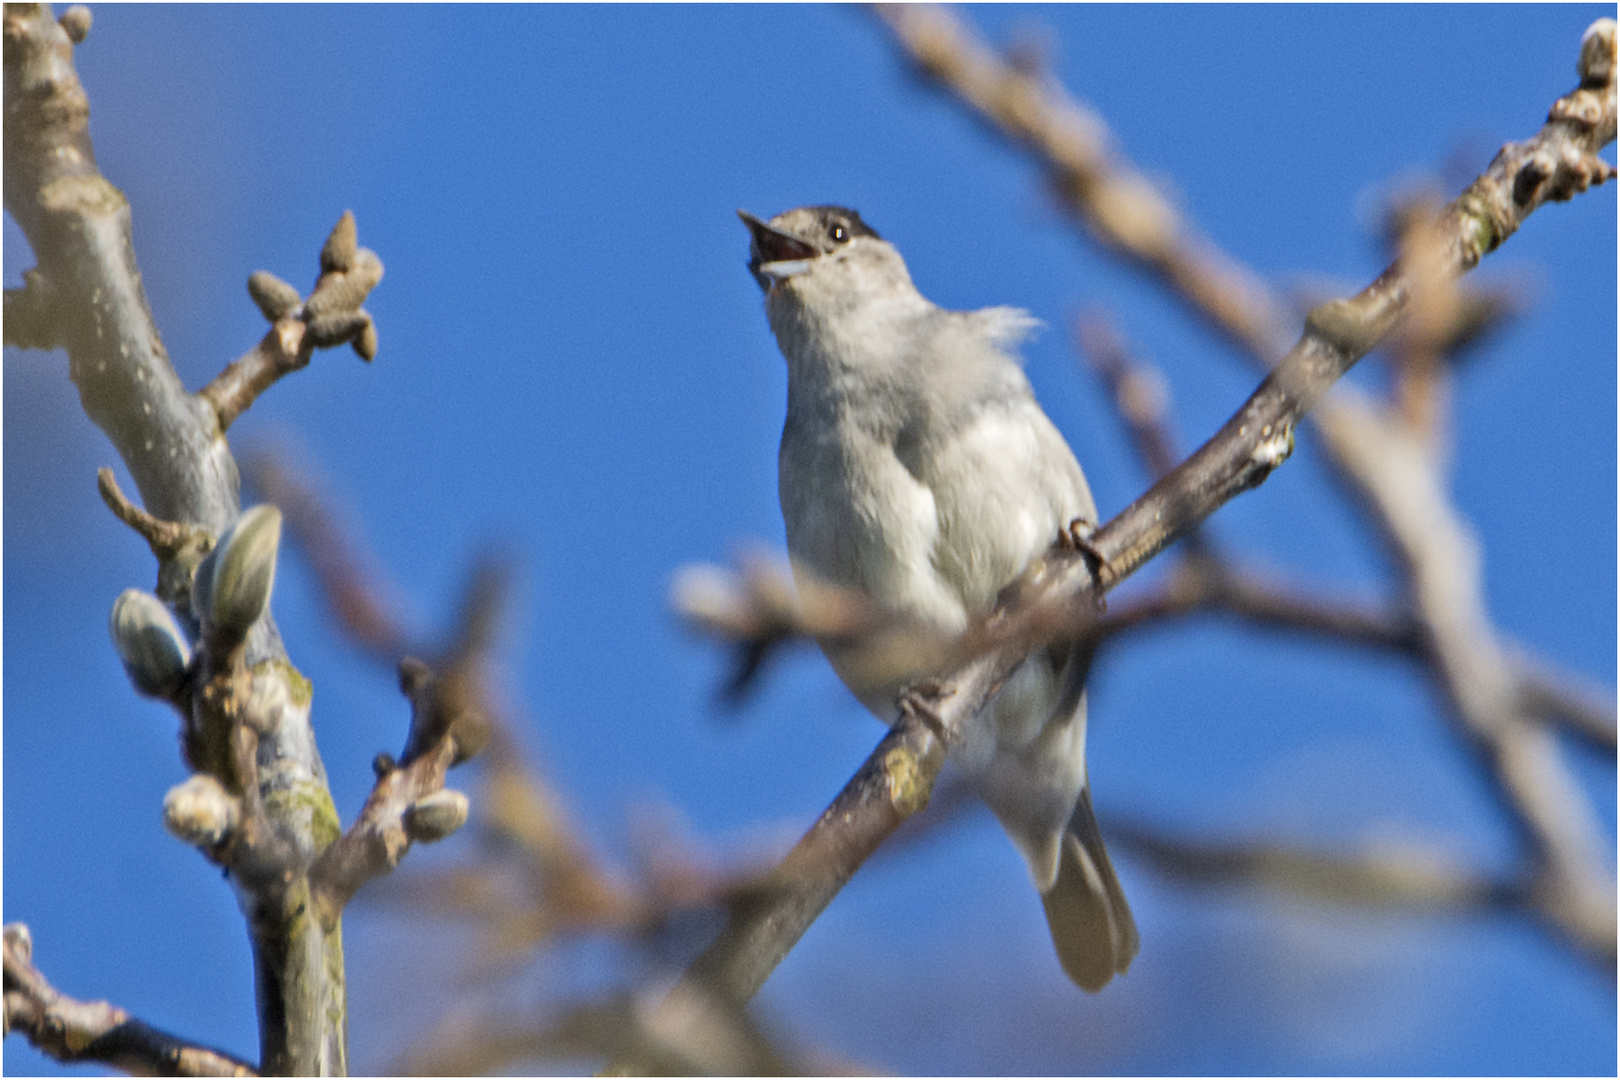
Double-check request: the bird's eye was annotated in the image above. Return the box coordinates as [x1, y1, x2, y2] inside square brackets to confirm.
[829, 222, 848, 243]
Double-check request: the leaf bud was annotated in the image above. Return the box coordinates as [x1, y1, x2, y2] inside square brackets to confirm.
[163, 775, 239, 848]
[304, 250, 384, 321]
[1579, 18, 1615, 88]
[403, 789, 469, 843]
[109, 589, 191, 699]
[320, 210, 358, 274]
[304, 310, 371, 349]
[247, 271, 303, 322]
[353, 314, 379, 362]
[58, 5, 91, 43]
[193, 505, 283, 638]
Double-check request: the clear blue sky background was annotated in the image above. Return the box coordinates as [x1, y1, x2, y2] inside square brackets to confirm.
[5, 5, 1614, 1075]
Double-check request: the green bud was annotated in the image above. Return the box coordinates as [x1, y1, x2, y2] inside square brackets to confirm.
[194, 505, 283, 637]
[403, 788, 469, 843]
[109, 589, 191, 698]
[163, 775, 239, 848]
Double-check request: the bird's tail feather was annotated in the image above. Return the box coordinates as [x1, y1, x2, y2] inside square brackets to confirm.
[1040, 786, 1138, 992]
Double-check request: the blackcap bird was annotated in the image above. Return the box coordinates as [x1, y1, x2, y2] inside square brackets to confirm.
[739, 205, 1138, 991]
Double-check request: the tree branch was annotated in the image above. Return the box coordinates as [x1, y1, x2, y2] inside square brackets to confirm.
[1109, 824, 1520, 913]
[4, 925, 258, 1077]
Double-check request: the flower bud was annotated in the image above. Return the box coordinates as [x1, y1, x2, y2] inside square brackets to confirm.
[163, 775, 239, 848]
[1579, 18, 1615, 87]
[247, 270, 303, 322]
[353, 314, 378, 362]
[58, 5, 91, 43]
[403, 789, 469, 843]
[6, 922, 34, 964]
[304, 249, 384, 319]
[109, 589, 191, 698]
[320, 210, 358, 274]
[193, 505, 283, 638]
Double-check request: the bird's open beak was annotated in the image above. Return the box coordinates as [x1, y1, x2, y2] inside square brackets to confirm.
[738, 210, 815, 290]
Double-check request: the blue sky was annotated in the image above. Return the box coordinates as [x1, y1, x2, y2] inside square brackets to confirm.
[5, 5, 1614, 1075]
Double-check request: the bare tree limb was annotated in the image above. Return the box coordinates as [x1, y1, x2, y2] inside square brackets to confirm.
[3, 925, 258, 1077]
[1109, 824, 1520, 913]
[309, 657, 481, 918]
[1318, 396, 1617, 963]
[1099, 554, 1423, 655]
[1515, 662, 1618, 751]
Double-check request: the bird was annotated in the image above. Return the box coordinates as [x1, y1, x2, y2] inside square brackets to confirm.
[739, 204, 1138, 991]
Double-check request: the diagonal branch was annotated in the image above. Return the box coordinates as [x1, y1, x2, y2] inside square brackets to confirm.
[4, 924, 258, 1077]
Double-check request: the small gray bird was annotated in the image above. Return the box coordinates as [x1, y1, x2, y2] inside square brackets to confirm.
[739, 205, 1138, 991]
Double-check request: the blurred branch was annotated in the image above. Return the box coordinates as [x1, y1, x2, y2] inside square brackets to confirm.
[397, 990, 801, 1077]
[245, 450, 411, 658]
[1076, 313, 1186, 482]
[1319, 396, 1617, 963]
[3, 925, 257, 1077]
[1516, 662, 1618, 751]
[1110, 823, 1519, 913]
[672, 554, 887, 704]
[1101, 554, 1422, 655]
